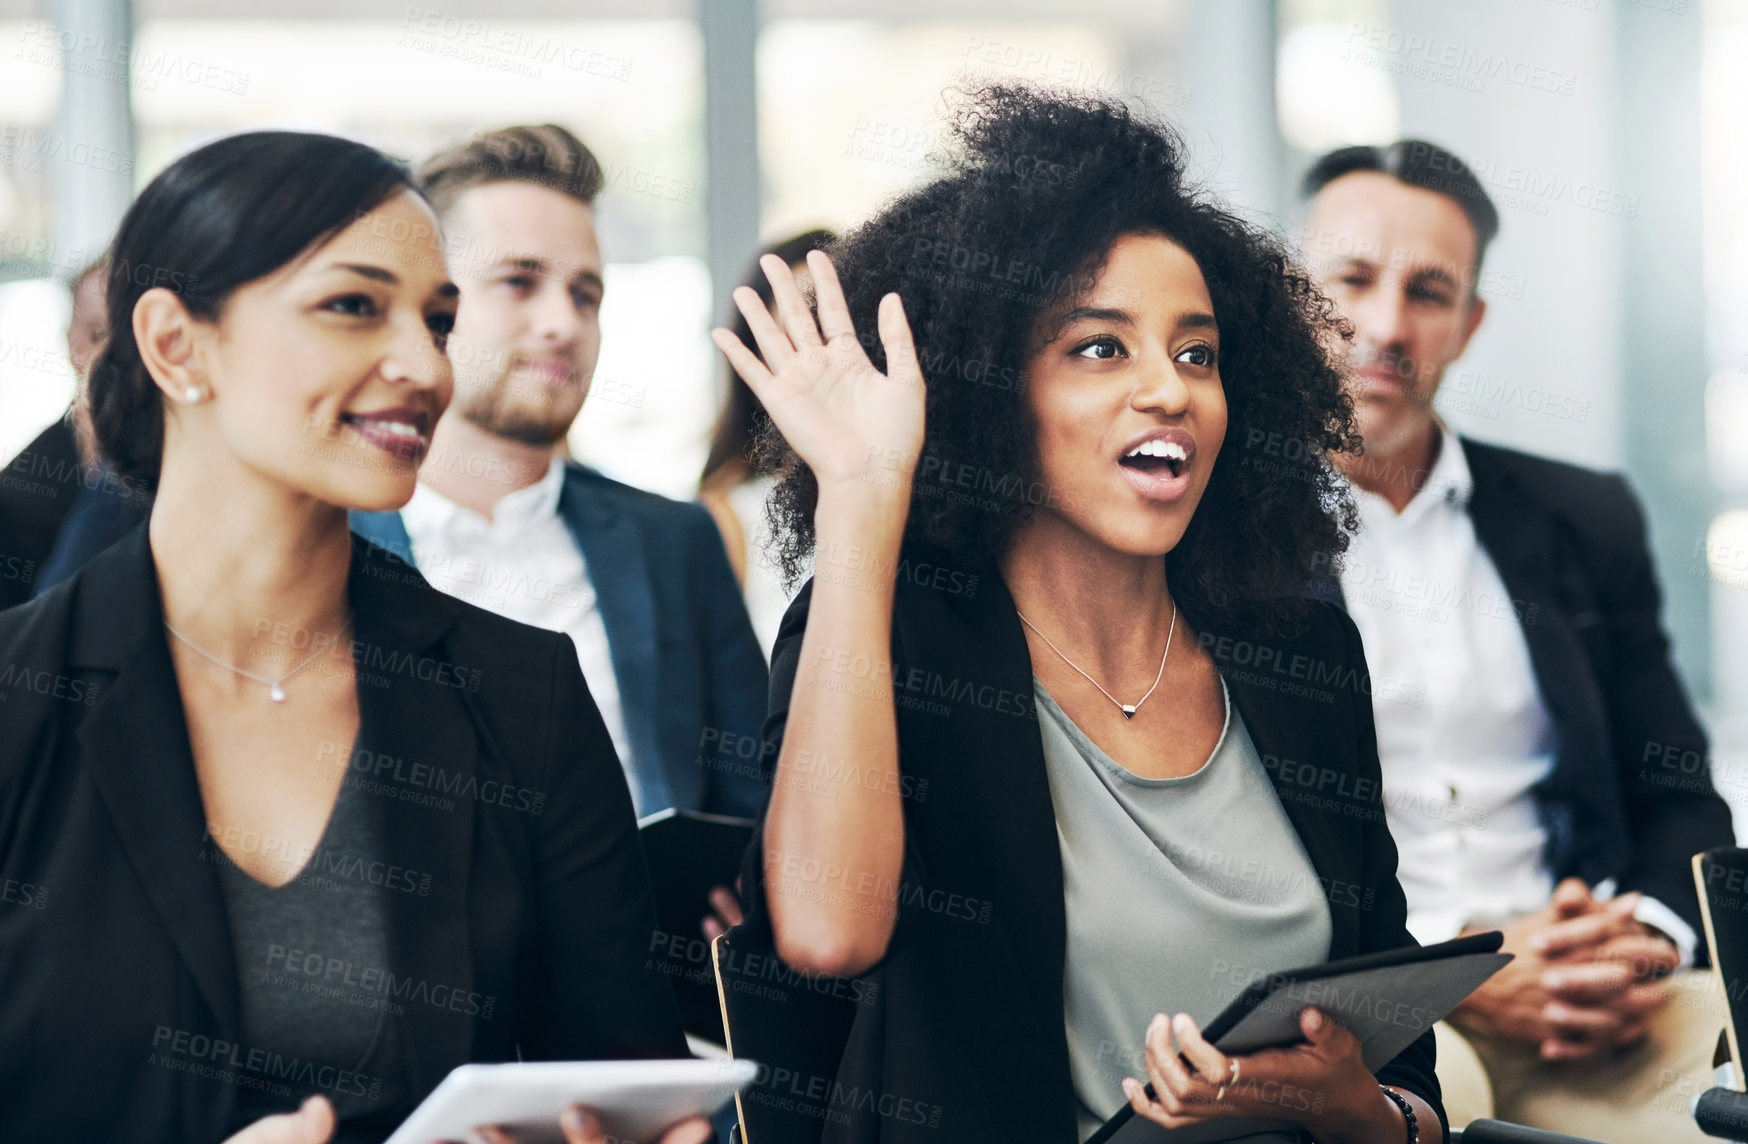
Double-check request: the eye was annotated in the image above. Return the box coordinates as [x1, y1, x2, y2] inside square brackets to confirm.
[571, 283, 602, 312]
[500, 274, 538, 293]
[1407, 282, 1454, 305]
[322, 293, 380, 318]
[1069, 335, 1126, 361]
[427, 311, 455, 351]
[1175, 343, 1217, 368]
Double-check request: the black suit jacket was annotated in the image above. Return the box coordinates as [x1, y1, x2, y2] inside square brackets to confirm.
[734, 545, 1442, 1144]
[1314, 437, 1733, 947]
[0, 416, 83, 609]
[352, 462, 771, 819]
[0, 524, 686, 1143]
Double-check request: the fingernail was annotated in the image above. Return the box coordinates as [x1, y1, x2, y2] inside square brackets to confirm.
[1173, 1013, 1191, 1034]
[1544, 971, 1565, 988]
[1304, 1008, 1323, 1030]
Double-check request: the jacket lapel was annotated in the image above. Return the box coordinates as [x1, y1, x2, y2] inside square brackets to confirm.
[68, 526, 245, 1044]
[70, 527, 486, 1108]
[1461, 439, 1588, 730]
[347, 540, 480, 1096]
[926, 568, 1069, 1050]
[558, 467, 667, 809]
[1222, 663, 1362, 959]
[1461, 439, 1616, 877]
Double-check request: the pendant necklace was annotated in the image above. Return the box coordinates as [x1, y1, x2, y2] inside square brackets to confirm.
[1017, 601, 1177, 719]
[164, 615, 354, 703]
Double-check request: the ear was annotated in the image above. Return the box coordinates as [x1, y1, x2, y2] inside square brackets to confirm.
[1449, 293, 1487, 361]
[132, 287, 213, 405]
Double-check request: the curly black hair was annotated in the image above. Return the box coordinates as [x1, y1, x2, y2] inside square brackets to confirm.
[754, 83, 1358, 630]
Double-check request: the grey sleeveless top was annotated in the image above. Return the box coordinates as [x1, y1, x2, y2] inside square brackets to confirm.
[1037, 677, 1333, 1143]
[214, 732, 407, 1134]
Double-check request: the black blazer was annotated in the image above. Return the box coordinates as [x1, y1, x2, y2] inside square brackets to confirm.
[352, 461, 772, 819]
[0, 524, 686, 1143]
[734, 544, 1442, 1144]
[0, 416, 83, 610]
[1313, 438, 1733, 947]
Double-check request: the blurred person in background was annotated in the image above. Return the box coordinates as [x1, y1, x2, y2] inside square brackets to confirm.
[1299, 138, 1732, 1142]
[0, 130, 706, 1144]
[348, 124, 770, 939]
[699, 228, 836, 662]
[0, 255, 147, 609]
[34, 254, 156, 596]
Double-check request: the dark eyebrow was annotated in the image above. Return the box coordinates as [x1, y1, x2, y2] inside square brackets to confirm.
[334, 263, 399, 285]
[1178, 311, 1218, 332]
[1059, 306, 1134, 326]
[1410, 267, 1462, 292]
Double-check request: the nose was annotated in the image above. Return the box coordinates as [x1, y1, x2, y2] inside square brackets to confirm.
[531, 277, 586, 347]
[1131, 350, 1192, 416]
[1347, 279, 1411, 355]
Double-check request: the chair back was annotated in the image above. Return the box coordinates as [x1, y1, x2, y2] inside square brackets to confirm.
[711, 927, 860, 1144]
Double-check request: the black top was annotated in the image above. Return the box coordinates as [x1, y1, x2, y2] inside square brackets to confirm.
[0, 523, 688, 1143]
[732, 541, 1444, 1144]
[1312, 436, 1733, 951]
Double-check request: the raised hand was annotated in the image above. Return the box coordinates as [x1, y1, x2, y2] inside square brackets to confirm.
[711, 250, 925, 496]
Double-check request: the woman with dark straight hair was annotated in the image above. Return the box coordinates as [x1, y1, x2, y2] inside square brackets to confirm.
[717, 84, 1446, 1144]
[0, 131, 704, 1144]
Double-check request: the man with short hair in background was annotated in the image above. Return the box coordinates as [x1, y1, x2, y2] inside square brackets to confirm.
[1, 256, 151, 607]
[351, 125, 769, 842]
[1299, 139, 1733, 1142]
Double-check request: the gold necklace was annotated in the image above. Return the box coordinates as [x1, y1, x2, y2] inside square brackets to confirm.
[1016, 601, 1177, 719]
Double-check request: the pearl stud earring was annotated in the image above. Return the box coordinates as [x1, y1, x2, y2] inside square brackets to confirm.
[183, 386, 204, 403]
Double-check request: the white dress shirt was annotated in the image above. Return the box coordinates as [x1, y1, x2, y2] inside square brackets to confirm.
[1339, 423, 1695, 965]
[400, 457, 644, 810]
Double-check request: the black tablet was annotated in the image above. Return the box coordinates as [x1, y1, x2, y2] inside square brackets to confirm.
[1087, 932, 1510, 1144]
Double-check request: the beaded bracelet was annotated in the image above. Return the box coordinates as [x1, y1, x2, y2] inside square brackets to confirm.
[1378, 1085, 1419, 1144]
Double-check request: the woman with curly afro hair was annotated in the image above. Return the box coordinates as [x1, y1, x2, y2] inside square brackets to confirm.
[716, 83, 1446, 1144]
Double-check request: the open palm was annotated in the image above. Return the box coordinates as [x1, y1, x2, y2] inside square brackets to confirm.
[711, 250, 926, 491]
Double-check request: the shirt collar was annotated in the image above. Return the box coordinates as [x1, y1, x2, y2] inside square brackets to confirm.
[404, 453, 566, 541]
[1349, 420, 1472, 528]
